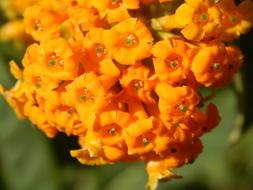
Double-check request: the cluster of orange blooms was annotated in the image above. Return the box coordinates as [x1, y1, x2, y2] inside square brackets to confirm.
[1, 0, 253, 189]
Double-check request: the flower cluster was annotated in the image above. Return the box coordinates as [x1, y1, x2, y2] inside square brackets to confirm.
[0, 0, 252, 189]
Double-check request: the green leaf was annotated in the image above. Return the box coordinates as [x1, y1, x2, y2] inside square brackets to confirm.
[0, 93, 61, 190]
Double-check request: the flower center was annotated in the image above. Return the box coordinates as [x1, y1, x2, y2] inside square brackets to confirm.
[199, 13, 209, 21]
[109, 0, 121, 9]
[79, 88, 94, 102]
[33, 77, 42, 88]
[193, 6, 209, 24]
[142, 137, 149, 146]
[121, 33, 139, 48]
[230, 15, 238, 23]
[213, 63, 221, 70]
[108, 127, 116, 135]
[67, 107, 75, 115]
[179, 104, 187, 113]
[47, 52, 64, 67]
[100, 123, 121, 137]
[33, 19, 43, 31]
[94, 44, 107, 58]
[165, 54, 182, 70]
[132, 80, 144, 91]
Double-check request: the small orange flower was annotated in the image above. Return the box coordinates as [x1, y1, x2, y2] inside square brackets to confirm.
[188, 103, 221, 137]
[82, 27, 120, 90]
[191, 43, 228, 87]
[35, 37, 79, 81]
[213, 45, 243, 87]
[92, 0, 139, 23]
[50, 105, 85, 136]
[155, 82, 200, 124]
[22, 44, 60, 91]
[67, 6, 106, 37]
[24, 5, 66, 41]
[65, 73, 110, 129]
[120, 63, 157, 103]
[162, 0, 222, 41]
[152, 39, 195, 84]
[103, 18, 154, 65]
[82, 28, 110, 72]
[124, 117, 157, 155]
[1, 81, 27, 119]
[95, 110, 132, 161]
[70, 132, 110, 165]
[218, 0, 253, 41]
[146, 138, 202, 190]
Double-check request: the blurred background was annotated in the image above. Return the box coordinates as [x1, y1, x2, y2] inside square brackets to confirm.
[0, 1, 253, 190]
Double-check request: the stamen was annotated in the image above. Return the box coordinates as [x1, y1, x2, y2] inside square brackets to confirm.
[109, 128, 116, 135]
[33, 19, 43, 31]
[133, 80, 144, 91]
[213, 63, 221, 70]
[95, 44, 107, 58]
[143, 138, 149, 146]
[122, 33, 139, 48]
[179, 104, 187, 112]
[200, 13, 209, 21]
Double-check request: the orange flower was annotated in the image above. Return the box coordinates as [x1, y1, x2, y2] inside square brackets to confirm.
[65, 73, 110, 129]
[25, 104, 58, 137]
[70, 132, 110, 165]
[22, 44, 60, 91]
[191, 43, 228, 87]
[155, 82, 200, 124]
[218, 0, 253, 41]
[120, 63, 157, 103]
[103, 18, 154, 65]
[188, 103, 221, 137]
[82, 27, 120, 90]
[50, 105, 85, 136]
[0, 81, 27, 119]
[152, 39, 195, 84]
[92, 0, 139, 23]
[1, 79, 58, 138]
[95, 110, 133, 161]
[24, 5, 66, 41]
[67, 6, 106, 38]
[213, 45, 243, 87]
[146, 138, 202, 190]
[124, 117, 157, 155]
[35, 37, 79, 81]
[162, 0, 222, 41]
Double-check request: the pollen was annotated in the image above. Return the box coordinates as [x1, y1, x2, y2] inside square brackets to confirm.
[132, 80, 144, 91]
[94, 44, 107, 58]
[179, 104, 187, 113]
[142, 138, 149, 146]
[33, 19, 43, 31]
[122, 33, 139, 48]
[109, 127, 116, 135]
